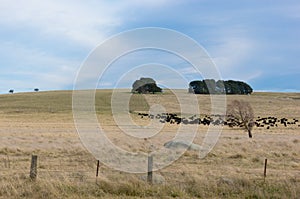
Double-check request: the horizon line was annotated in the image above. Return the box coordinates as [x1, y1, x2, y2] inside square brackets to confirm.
[1, 88, 300, 95]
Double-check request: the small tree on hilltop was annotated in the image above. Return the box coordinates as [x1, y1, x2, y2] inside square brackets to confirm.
[132, 77, 162, 94]
[227, 100, 254, 138]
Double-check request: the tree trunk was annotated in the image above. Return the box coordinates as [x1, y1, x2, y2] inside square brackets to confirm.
[248, 129, 252, 138]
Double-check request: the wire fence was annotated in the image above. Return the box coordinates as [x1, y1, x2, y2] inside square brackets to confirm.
[1, 152, 299, 185]
[0, 153, 98, 181]
[0, 153, 156, 184]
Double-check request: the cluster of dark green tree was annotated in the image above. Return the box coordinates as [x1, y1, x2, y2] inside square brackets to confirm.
[131, 77, 162, 94]
[188, 79, 253, 94]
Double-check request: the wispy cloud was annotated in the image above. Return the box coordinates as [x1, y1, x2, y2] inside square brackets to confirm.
[0, 0, 299, 92]
[0, 41, 78, 92]
[210, 36, 256, 77]
[0, 0, 124, 48]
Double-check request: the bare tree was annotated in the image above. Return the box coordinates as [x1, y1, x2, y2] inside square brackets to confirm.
[227, 100, 254, 138]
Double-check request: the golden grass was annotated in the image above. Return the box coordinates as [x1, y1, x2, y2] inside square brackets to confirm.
[0, 172, 298, 198]
[0, 90, 299, 198]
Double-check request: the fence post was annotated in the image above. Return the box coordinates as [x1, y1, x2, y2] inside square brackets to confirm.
[264, 158, 267, 182]
[96, 160, 100, 177]
[95, 160, 100, 184]
[30, 155, 38, 180]
[147, 155, 153, 184]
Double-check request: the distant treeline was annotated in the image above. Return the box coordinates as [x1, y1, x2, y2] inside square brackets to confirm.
[189, 79, 253, 94]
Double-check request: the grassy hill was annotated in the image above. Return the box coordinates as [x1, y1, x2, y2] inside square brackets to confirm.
[0, 89, 299, 119]
[0, 89, 150, 116]
[0, 90, 299, 198]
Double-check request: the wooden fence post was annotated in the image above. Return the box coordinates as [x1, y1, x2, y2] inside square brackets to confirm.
[96, 160, 100, 177]
[30, 155, 38, 180]
[95, 160, 100, 184]
[147, 155, 153, 184]
[264, 158, 267, 182]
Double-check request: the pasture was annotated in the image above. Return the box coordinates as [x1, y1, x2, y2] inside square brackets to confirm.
[0, 90, 299, 198]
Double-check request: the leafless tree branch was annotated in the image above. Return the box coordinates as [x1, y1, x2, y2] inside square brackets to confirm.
[227, 100, 254, 138]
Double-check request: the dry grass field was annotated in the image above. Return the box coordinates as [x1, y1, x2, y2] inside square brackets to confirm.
[0, 90, 299, 198]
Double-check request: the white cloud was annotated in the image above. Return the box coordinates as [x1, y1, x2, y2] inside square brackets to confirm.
[0, 41, 79, 92]
[177, 67, 199, 75]
[0, 41, 78, 70]
[0, 0, 184, 48]
[212, 37, 254, 66]
[0, 0, 124, 48]
[127, 0, 182, 7]
[208, 34, 256, 79]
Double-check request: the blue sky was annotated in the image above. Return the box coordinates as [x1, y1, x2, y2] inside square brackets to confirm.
[0, 0, 299, 93]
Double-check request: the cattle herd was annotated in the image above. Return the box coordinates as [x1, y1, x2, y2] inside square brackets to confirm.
[137, 112, 300, 129]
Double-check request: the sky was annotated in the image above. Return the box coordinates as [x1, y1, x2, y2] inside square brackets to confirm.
[0, 0, 299, 93]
